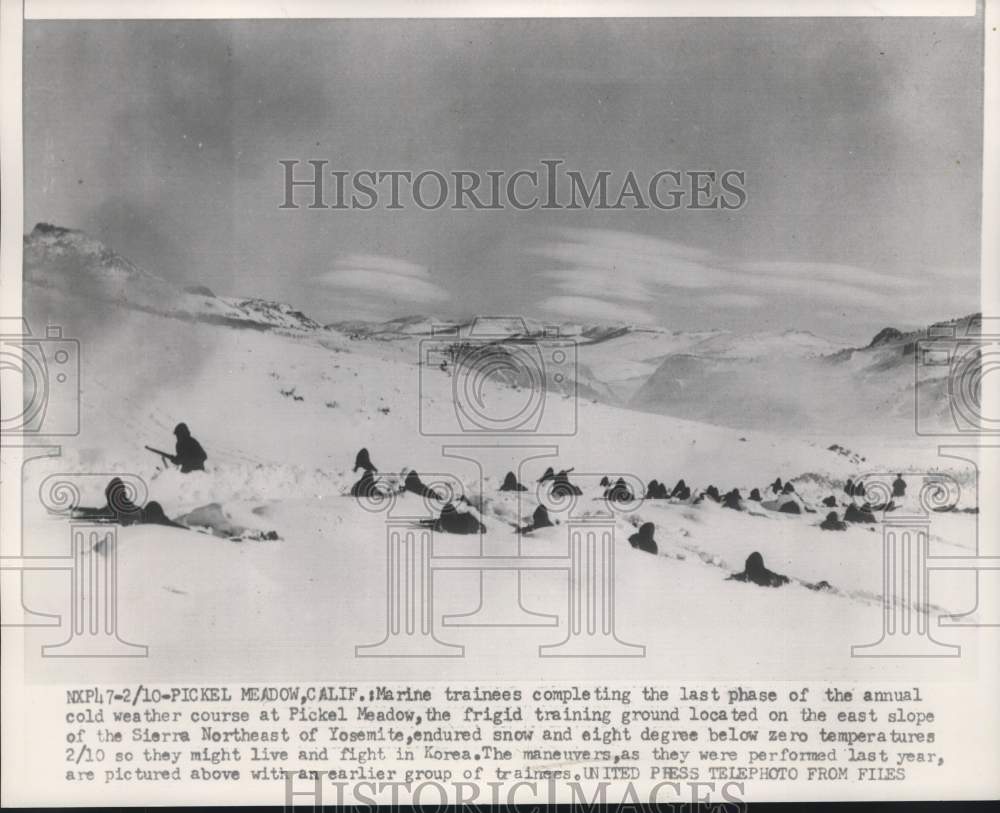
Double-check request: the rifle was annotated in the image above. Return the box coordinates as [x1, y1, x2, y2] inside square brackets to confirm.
[145, 445, 175, 467]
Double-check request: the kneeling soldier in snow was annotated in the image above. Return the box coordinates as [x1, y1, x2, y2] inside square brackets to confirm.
[147, 423, 207, 473]
[728, 551, 789, 588]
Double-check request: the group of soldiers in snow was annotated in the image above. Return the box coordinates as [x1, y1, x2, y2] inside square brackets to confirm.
[84, 424, 903, 592]
[348, 447, 907, 591]
[71, 424, 276, 540]
[75, 423, 207, 527]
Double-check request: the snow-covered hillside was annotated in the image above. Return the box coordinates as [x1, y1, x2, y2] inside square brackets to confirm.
[327, 312, 979, 437]
[25, 224, 973, 434]
[629, 316, 980, 434]
[17, 226, 983, 683]
[25, 224, 320, 332]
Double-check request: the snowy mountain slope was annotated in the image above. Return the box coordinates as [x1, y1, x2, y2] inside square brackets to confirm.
[326, 311, 972, 437]
[822, 314, 982, 432]
[19, 270, 981, 684]
[24, 224, 970, 436]
[629, 315, 980, 435]
[24, 223, 320, 333]
[683, 329, 843, 360]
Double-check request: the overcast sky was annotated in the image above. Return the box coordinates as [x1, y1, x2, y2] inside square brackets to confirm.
[24, 15, 983, 342]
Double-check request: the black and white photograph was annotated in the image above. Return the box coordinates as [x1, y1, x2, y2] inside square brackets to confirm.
[1, 0, 997, 807]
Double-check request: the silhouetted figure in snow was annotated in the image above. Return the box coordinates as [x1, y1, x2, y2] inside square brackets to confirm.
[499, 471, 527, 492]
[350, 469, 388, 499]
[431, 502, 484, 535]
[105, 477, 141, 524]
[721, 488, 744, 511]
[515, 505, 555, 534]
[549, 470, 582, 497]
[140, 501, 186, 529]
[645, 479, 668, 500]
[628, 522, 658, 555]
[844, 479, 856, 497]
[74, 479, 183, 529]
[669, 479, 691, 501]
[697, 485, 721, 504]
[605, 477, 634, 503]
[404, 470, 444, 501]
[892, 474, 907, 499]
[538, 467, 556, 483]
[822, 495, 837, 508]
[770, 477, 783, 494]
[727, 551, 789, 588]
[171, 423, 207, 473]
[762, 488, 804, 514]
[600, 476, 611, 487]
[820, 511, 847, 531]
[749, 488, 762, 502]
[354, 448, 377, 474]
[782, 481, 796, 495]
[844, 503, 876, 524]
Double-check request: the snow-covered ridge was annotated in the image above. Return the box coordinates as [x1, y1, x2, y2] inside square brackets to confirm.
[24, 223, 320, 333]
[628, 314, 981, 434]
[325, 314, 669, 342]
[24, 223, 971, 434]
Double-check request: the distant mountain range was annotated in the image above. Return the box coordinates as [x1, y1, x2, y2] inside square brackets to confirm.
[25, 223, 975, 435]
[626, 314, 979, 433]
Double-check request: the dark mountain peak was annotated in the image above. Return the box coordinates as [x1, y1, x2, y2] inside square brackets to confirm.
[867, 326, 904, 348]
[29, 222, 74, 238]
